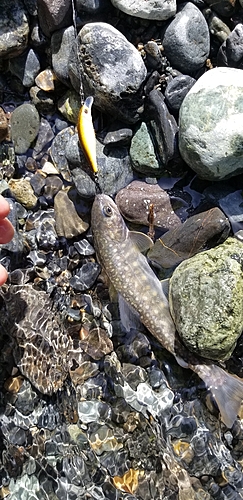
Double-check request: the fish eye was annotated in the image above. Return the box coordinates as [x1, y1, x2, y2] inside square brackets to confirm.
[103, 205, 113, 217]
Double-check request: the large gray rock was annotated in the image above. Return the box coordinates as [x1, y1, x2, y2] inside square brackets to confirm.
[37, 0, 72, 37]
[0, 0, 29, 58]
[110, 0, 176, 20]
[179, 67, 243, 181]
[68, 22, 147, 124]
[169, 238, 243, 361]
[51, 26, 75, 86]
[162, 2, 210, 75]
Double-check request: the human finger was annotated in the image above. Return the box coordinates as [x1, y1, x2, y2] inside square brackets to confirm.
[0, 218, 14, 244]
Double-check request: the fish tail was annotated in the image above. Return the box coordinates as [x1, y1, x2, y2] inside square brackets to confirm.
[195, 364, 243, 428]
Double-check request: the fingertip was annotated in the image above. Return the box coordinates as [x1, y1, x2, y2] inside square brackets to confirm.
[0, 265, 8, 286]
[0, 195, 10, 218]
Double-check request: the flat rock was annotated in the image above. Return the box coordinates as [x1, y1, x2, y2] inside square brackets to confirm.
[68, 22, 147, 124]
[162, 2, 210, 75]
[179, 67, 243, 181]
[115, 180, 181, 229]
[10, 103, 40, 154]
[109, 0, 176, 20]
[54, 188, 89, 238]
[169, 237, 243, 361]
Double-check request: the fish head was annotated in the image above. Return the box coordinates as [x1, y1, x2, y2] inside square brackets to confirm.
[91, 194, 128, 244]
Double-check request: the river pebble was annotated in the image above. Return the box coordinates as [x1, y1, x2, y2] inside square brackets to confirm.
[9, 48, 41, 88]
[162, 2, 210, 75]
[8, 178, 38, 210]
[179, 67, 243, 180]
[0, 0, 29, 58]
[110, 0, 176, 20]
[10, 103, 40, 154]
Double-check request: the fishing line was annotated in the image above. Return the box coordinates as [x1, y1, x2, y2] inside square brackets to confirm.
[71, 0, 85, 106]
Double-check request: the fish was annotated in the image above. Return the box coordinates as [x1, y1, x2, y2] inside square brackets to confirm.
[77, 96, 98, 174]
[91, 194, 243, 428]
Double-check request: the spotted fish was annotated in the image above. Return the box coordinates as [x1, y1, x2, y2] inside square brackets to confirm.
[77, 96, 98, 174]
[91, 194, 243, 428]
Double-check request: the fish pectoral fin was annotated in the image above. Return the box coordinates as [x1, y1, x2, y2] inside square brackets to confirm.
[118, 294, 143, 333]
[129, 231, 154, 254]
[198, 364, 243, 428]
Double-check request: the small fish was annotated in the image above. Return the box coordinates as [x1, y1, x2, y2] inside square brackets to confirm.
[91, 194, 243, 428]
[77, 96, 98, 173]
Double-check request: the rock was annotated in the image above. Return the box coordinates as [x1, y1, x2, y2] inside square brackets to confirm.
[50, 126, 75, 181]
[54, 188, 89, 238]
[9, 49, 40, 87]
[44, 175, 63, 202]
[32, 117, 55, 160]
[204, 0, 236, 17]
[35, 68, 56, 91]
[144, 41, 165, 71]
[37, 0, 72, 37]
[162, 3, 210, 75]
[101, 121, 133, 147]
[165, 75, 196, 116]
[217, 24, 243, 69]
[0, 0, 29, 58]
[58, 89, 80, 124]
[115, 180, 181, 229]
[10, 103, 40, 154]
[110, 0, 176, 20]
[179, 67, 243, 181]
[130, 122, 160, 175]
[68, 22, 147, 124]
[79, 327, 113, 360]
[169, 237, 243, 361]
[203, 8, 231, 43]
[148, 207, 230, 268]
[8, 178, 38, 210]
[0, 107, 9, 142]
[145, 89, 178, 168]
[51, 26, 75, 86]
[76, 0, 113, 13]
[66, 133, 134, 198]
[29, 85, 56, 115]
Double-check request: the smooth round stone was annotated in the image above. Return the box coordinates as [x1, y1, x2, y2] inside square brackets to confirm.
[10, 103, 40, 154]
[68, 22, 147, 124]
[162, 2, 210, 75]
[165, 75, 196, 113]
[169, 238, 243, 361]
[115, 180, 181, 229]
[110, 0, 176, 20]
[179, 67, 243, 181]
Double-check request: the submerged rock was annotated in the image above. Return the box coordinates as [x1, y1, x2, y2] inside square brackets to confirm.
[54, 187, 89, 238]
[169, 237, 243, 361]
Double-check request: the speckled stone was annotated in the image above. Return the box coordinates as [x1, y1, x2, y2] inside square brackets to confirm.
[10, 103, 40, 154]
[115, 180, 181, 229]
[169, 237, 243, 361]
[8, 178, 38, 210]
[179, 67, 243, 180]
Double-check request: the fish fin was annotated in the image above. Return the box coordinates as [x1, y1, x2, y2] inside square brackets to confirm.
[198, 364, 243, 428]
[118, 294, 143, 333]
[129, 231, 154, 254]
[160, 278, 170, 300]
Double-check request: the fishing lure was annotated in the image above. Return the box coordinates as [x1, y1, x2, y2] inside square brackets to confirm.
[77, 96, 98, 174]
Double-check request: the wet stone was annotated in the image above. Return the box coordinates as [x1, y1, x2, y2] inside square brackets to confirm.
[164, 75, 196, 114]
[29, 172, 46, 196]
[0, 0, 29, 58]
[35, 69, 56, 92]
[115, 180, 181, 229]
[73, 239, 95, 256]
[29, 85, 56, 115]
[57, 89, 80, 124]
[9, 48, 41, 88]
[78, 400, 111, 424]
[69, 261, 101, 291]
[80, 327, 113, 360]
[217, 23, 243, 69]
[51, 26, 75, 86]
[50, 126, 74, 181]
[43, 175, 63, 202]
[32, 117, 55, 160]
[10, 103, 40, 154]
[148, 207, 230, 269]
[130, 122, 161, 175]
[54, 188, 89, 238]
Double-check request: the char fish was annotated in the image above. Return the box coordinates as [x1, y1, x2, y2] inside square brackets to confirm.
[91, 194, 243, 428]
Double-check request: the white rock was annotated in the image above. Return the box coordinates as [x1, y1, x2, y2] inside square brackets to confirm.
[110, 0, 176, 20]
